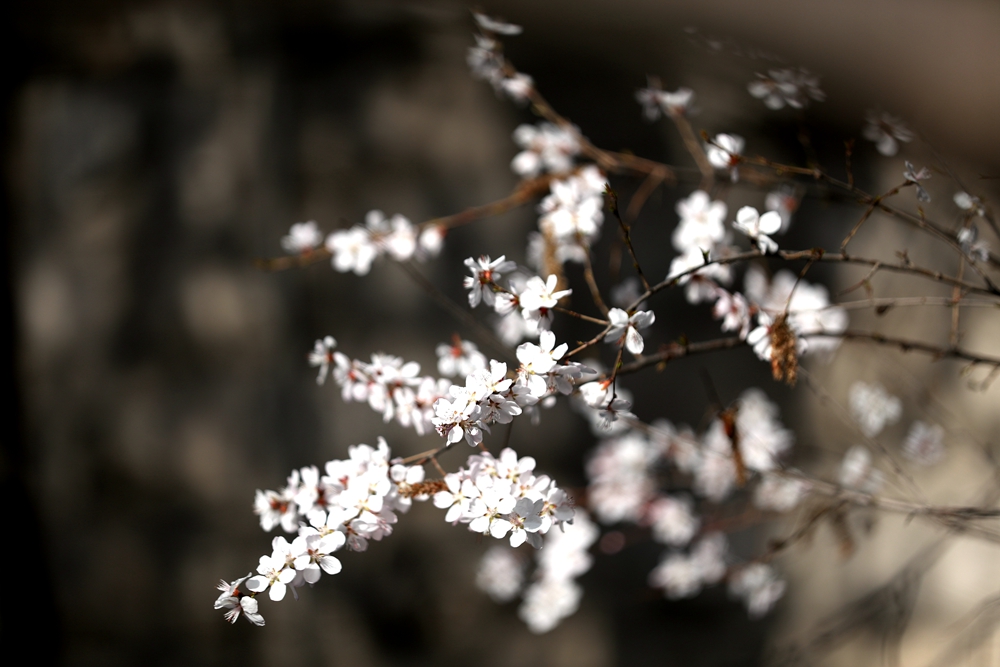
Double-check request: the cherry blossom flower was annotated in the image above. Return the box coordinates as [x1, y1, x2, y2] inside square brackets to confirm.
[904, 161, 932, 203]
[636, 77, 695, 119]
[673, 190, 727, 253]
[748, 68, 824, 110]
[463, 255, 517, 308]
[214, 574, 266, 626]
[587, 431, 658, 523]
[753, 473, 810, 512]
[706, 133, 744, 181]
[848, 381, 901, 438]
[476, 546, 525, 602]
[326, 227, 378, 275]
[733, 206, 782, 254]
[646, 495, 699, 546]
[281, 221, 323, 254]
[957, 225, 990, 262]
[519, 274, 571, 318]
[435, 338, 487, 378]
[839, 445, 884, 493]
[954, 191, 986, 217]
[668, 247, 734, 304]
[729, 563, 786, 618]
[863, 110, 913, 157]
[308, 336, 337, 385]
[604, 308, 656, 355]
[902, 421, 945, 466]
[712, 290, 751, 339]
[511, 123, 580, 177]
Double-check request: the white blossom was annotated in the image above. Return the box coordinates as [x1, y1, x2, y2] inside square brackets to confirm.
[848, 381, 902, 438]
[733, 206, 782, 254]
[476, 546, 525, 602]
[863, 110, 913, 157]
[308, 336, 337, 385]
[604, 308, 656, 355]
[748, 68, 824, 110]
[673, 190, 727, 253]
[729, 563, 786, 618]
[281, 221, 323, 254]
[902, 421, 945, 466]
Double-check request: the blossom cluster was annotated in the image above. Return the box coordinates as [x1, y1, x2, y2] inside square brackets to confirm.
[220, 438, 575, 627]
[581, 389, 796, 616]
[219, 12, 983, 641]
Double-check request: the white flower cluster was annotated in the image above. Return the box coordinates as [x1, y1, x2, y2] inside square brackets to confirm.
[519, 511, 599, 633]
[224, 438, 574, 629]
[536, 165, 608, 264]
[432, 447, 575, 548]
[582, 390, 797, 611]
[839, 445, 884, 494]
[464, 252, 577, 341]
[319, 210, 443, 276]
[748, 68, 825, 110]
[477, 512, 599, 634]
[222, 439, 421, 625]
[431, 331, 593, 446]
[648, 533, 727, 600]
[511, 122, 581, 177]
[744, 266, 849, 361]
[312, 339, 451, 436]
[667, 190, 738, 304]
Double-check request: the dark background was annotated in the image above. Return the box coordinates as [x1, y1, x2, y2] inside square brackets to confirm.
[3, 1, 998, 665]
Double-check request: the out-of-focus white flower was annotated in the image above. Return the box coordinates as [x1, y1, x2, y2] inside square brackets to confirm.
[753, 474, 810, 512]
[511, 123, 580, 177]
[436, 338, 488, 378]
[476, 546, 525, 602]
[848, 381, 902, 438]
[673, 190, 727, 253]
[902, 421, 945, 466]
[863, 110, 913, 157]
[733, 206, 782, 254]
[326, 227, 378, 275]
[903, 161, 932, 203]
[646, 495, 699, 546]
[736, 388, 793, 472]
[281, 221, 323, 254]
[587, 431, 658, 524]
[712, 290, 752, 340]
[839, 445, 884, 493]
[957, 225, 991, 262]
[729, 563, 786, 618]
[604, 308, 656, 355]
[954, 191, 986, 216]
[648, 533, 728, 599]
[668, 247, 734, 304]
[636, 77, 695, 119]
[748, 68, 824, 110]
[308, 336, 337, 385]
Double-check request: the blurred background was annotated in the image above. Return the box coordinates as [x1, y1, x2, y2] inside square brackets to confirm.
[4, 0, 1000, 665]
